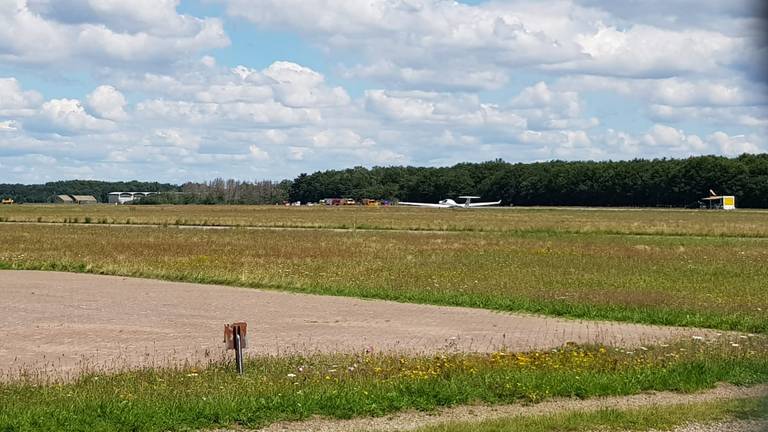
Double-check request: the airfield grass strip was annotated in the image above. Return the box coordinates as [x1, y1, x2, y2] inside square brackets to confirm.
[3, 205, 768, 238]
[7, 218, 768, 241]
[413, 396, 768, 432]
[2, 342, 768, 432]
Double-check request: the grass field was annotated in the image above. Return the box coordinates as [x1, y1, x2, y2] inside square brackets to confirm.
[1, 340, 766, 431]
[1, 222, 766, 332]
[2, 205, 768, 237]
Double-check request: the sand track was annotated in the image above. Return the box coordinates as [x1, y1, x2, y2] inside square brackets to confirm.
[252, 383, 768, 432]
[1, 270, 715, 377]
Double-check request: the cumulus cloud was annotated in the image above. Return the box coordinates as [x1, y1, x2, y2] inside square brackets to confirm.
[641, 124, 707, 152]
[365, 90, 527, 128]
[37, 98, 113, 133]
[0, 77, 43, 115]
[224, 0, 753, 88]
[86, 85, 127, 121]
[0, 0, 228, 68]
[0, 120, 19, 131]
[1, 1, 766, 182]
[248, 145, 269, 160]
[708, 131, 763, 155]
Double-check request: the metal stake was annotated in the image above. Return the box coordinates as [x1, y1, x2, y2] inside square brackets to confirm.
[235, 329, 244, 374]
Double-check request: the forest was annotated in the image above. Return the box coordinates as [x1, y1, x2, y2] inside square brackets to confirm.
[0, 180, 178, 204]
[2, 154, 768, 207]
[288, 154, 768, 208]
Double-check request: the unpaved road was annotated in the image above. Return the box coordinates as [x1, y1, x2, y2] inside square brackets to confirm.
[252, 383, 768, 432]
[1, 271, 715, 377]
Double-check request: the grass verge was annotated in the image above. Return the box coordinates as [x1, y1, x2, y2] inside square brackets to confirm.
[1, 341, 767, 431]
[413, 397, 768, 432]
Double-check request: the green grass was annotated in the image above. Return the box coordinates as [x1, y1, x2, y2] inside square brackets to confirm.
[412, 397, 768, 432]
[1, 224, 767, 333]
[2, 342, 767, 432]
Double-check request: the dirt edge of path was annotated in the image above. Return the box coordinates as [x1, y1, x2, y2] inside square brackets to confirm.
[236, 383, 768, 432]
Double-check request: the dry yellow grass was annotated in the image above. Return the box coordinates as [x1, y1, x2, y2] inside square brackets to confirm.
[2, 205, 768, 237]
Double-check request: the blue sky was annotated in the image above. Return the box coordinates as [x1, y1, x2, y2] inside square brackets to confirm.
[0, 0, 766, 183]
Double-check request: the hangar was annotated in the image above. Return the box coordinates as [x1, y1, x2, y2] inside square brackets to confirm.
[54, 195, 98, 204]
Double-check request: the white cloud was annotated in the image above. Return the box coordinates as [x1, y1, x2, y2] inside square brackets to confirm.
[86, 85, 127, 120]
[38, 98, 113, 133]
[311, 129, 374, 149]
[556, 75, 768, 129]
[555, 24, 741, 78]
[641, 124, 708, 152]
[288, 146, 309, 161]
[596, 126, 764, 159]
[649, 105, 768, 129]
[0, 77, 42, 115]
[559, 76, 768, 108]
[708, 131, 763, 155]
[264, 62, 351, 108]
[0, 120, 19, 131]
[248, 144, 269, 160]
[365, 90, 527, 128]
[225, 0, 752, 89]
[0, 1, 765, 183]
[0, 0, 228, 68]
[152, 128, 199, 149]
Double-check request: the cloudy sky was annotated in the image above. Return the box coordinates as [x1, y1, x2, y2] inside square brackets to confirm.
[0, 0, 766, 183]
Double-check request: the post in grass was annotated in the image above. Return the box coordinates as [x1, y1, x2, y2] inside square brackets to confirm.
[224, 322, 248, 374]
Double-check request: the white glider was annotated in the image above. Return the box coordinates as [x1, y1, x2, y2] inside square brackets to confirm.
[399, 196, 502, 208]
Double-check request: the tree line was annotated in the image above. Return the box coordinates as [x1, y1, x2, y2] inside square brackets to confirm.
[288, 154, 768, 208]
[138, 179, 291, 205]
[3, 154, 767, 207]
[0, 180, 178, 203]
[0, 179, 291, 205]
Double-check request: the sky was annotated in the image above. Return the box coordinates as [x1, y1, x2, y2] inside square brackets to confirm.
[0, 0, 767, 183]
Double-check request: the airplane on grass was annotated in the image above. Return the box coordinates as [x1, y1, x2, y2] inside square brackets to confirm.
[398, 196, 502, 208]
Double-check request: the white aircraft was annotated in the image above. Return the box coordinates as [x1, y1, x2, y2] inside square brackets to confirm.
[398, 196, 502, 208]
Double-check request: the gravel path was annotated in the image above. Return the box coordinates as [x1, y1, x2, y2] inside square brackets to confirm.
[251, 384, 767, 432]
[665, 420, 768, 432]
[1, 270, 718, 378]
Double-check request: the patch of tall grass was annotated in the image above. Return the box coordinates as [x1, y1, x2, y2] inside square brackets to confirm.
[1, 342, 767, 431]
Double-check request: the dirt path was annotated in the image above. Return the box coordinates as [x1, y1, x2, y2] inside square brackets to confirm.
[251, 384, 768, 432]
[1, 271, 717, 378]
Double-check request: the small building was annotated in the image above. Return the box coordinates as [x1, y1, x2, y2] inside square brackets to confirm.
[108, 192, 158, 204]
[54, 194, 97, 204]
[54, 195, 75, 204]
[700, 195, 736, 210]
[71, 195, 98, 204]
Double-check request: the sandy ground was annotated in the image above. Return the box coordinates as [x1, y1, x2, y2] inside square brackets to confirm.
[1, 270, 717, 378]
[250, 383, 768, 432]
